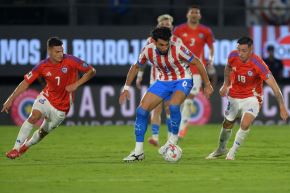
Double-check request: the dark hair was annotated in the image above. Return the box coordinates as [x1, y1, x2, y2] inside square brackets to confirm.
[267, 45, 274, 51]
[188, 5, 200, 11]
[47, 37, 63, 48]
[151, 27, 172, 42]
[237, 36, 253, 47]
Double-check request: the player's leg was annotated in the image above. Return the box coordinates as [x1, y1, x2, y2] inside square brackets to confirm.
[123, 92, 163, 161]
[148, 102, 162, 147]
[164, 100, 172, 139]
[159, 79, 193, 155]
[206, 97, 239, 159]
[179, 75, 201, 138]
[19, 102, 66, 157]
[226, 97, 259, 160]
[6, 96, 45, 159]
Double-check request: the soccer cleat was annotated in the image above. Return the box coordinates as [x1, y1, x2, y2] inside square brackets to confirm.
[123, 151, 145, 162]
[206, 148, 227, 160]
[19, 144, 29, 156]
[148, 137, 160, 147]
[225, 148, 236, 160]
[6, 149, 20, 159]
[178, 127, 188, 138]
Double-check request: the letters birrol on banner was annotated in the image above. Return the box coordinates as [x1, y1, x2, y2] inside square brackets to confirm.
[250, 25, 290, 77]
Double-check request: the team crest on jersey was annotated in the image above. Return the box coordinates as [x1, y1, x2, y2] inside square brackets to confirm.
[45, 72, 52, 77]
[199, 33, 204, 39]
[182, 33, 188, 37]
[26, 71, 33, 79]
[247, 70, 253, 76]
[82, 62, 88, 67]
[62, 67, 68, 73]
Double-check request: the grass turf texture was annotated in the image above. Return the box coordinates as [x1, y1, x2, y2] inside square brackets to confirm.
[1, 125, 290, 193]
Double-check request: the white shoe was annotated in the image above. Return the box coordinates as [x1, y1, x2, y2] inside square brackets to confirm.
[123, 151, 144, 162]
[206, 148, 227, 160]
[225, 148, 236, 160]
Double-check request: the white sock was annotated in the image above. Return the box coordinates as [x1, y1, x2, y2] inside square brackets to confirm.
[152, 134, 159, 141]
[231, 128, 250, 152]
[135, 142, 144, 155]
[169, 134, 178, 145]
[180, 99, 193, 131]
[13, 120, 34, 150]
[167, 132, 172, 140]
[218, 127, 232, 150]
[26, 120, 49, 147]
[26, 130, 41, 147]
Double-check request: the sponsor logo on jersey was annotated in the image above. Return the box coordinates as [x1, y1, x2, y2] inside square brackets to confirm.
[188, 92, 212, 125]
[46, 72, 52, 77]
[82, 62, 89, 67]
[62, 67, 68, 73]
[39, 98, 46, 104]
[199, 33, 204, 39]
[11, 89, 42, 126]
[26, 71, 33, 79]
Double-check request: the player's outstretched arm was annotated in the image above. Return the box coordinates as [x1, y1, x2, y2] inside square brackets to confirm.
[136, 66, 145, 90]
[191, 57, 213, 98]
[265, 75, 289, 121]
[66, 68, 96, 92]
[1, 80, 30, 113]
[119, 63, 139, 104]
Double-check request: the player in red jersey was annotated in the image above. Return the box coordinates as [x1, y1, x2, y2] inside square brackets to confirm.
[206, 37, 288, 160]
[174, 5, 216, 138]
[2, 37, 96, 159]
[136, 14, 183, 147]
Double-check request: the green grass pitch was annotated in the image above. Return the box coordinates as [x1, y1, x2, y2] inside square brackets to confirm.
[1, 124, 290, 193]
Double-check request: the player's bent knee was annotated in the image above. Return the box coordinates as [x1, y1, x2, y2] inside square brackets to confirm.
[223, 119, 235, 129]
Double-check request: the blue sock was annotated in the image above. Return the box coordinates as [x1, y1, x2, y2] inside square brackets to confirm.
[151, 124, 160, 135]
[166, 118, 172, 133]
[169, 105, 181, 135]
[135, 107, 149, 142]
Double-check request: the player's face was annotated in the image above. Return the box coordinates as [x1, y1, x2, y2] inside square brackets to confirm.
[237, 44, 253, 62]
[48, 46, 64, 63]
[187, 8, 201, 24]
[155, 39, 170, 55]
[158, 20, 173, 30]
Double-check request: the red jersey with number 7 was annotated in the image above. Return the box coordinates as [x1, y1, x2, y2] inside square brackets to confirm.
[228, 50, 272, 100]
[24, 54, 93, 113]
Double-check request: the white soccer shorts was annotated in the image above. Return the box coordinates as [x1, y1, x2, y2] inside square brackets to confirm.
[224, 96, 260, 121]
[32, 93, 66, 132]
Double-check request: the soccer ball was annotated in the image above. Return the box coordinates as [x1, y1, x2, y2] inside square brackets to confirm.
[163, 144, 182, 162]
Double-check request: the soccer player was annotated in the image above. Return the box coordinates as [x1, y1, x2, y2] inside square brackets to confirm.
[174, 5, 215, 138]
[136, 14, 183, 147]
[119, 27, 213, 162]
[2, 37, 96, 159]
[206, 37, 289, 160]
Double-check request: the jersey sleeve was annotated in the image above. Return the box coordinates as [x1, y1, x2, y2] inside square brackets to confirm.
[24, 64, 42, 84]
[227, 51, 238, 67]
[178, 45, 195, 63]
[251, 57, 272, 80]
[70, 55, 93, 73]
[137, 46, 148, 66]
[205, 27, 215, 47]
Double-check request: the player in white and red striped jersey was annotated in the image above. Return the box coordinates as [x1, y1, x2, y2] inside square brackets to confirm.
[136, 14, 184, 147]
[206, 37, 288, 160]
[119, 27, 213, 162]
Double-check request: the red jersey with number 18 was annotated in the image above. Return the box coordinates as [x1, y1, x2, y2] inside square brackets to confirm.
[24, 54, 93, 113]
[228, 50, 272, 100]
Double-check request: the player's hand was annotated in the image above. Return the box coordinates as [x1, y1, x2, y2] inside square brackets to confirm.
[66, 83, 78, 92]
[1, 99, 13, 114]
[280, 105, 289, 121]
[136, 77, 142, 89]
[119, 90, 130, 104]
[204, 83, 214, 98]
[219, 84, 228, 97]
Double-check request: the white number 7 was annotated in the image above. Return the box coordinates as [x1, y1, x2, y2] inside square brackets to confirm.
[55, 76, 60, 86]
